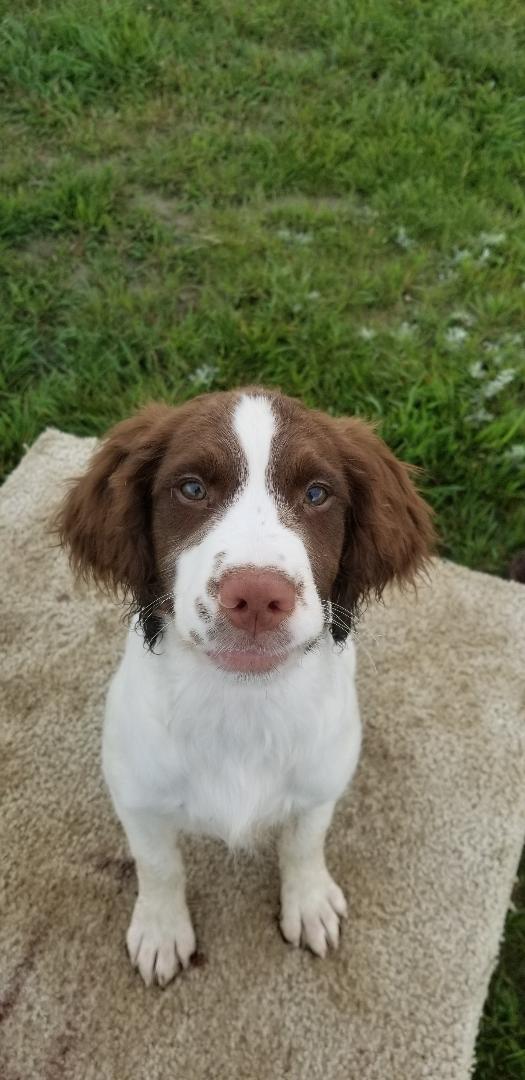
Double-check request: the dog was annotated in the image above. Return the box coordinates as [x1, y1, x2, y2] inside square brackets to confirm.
[58, 387, 434, 987]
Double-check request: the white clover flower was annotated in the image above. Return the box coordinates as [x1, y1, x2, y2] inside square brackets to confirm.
[438, 268, 458, 282]
[479, 231, 506, 246]
[469, 361, 486, 379]
[395, 226, 414, 250]
[451, 309, 476, 327]
[188, 363, 219, 386]
[481, 369, 516, 398]
[397, 322, 416, 339]
[277, 228, 312, 245]
[357, 327, 376, 341]
[466, 407, 495, 425]
[307, 290, 321, 301]
[503, 445, 525, 463]
[445, 326, 469, 346]
[452, 248, 471, 263]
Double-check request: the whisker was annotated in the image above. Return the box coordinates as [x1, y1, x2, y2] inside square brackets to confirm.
[325, 613, 353, 637]
[327, 602, 383, 653]
[160, 551, 180, 573]
[352, 621, 384, 648]
[139, 590, 175, 617]
[353, 636, 378, 675]
[321, 601, 352, 633]
[323, 611, 379, 673]
[328, 601, 356, 621]
[326, 614, 352, 636]
[330, 616, 352, 635]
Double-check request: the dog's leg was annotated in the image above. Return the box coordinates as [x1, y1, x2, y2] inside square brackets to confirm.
[278, 800, 347, 957]
[118, 808, 196, 987]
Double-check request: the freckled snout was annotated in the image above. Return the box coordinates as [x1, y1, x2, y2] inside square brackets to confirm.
[218, 569, 296, 635]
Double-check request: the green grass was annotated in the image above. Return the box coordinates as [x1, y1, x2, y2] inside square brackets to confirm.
[0, 0, 524, 1073]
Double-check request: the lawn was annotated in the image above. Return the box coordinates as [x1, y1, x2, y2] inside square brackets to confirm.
[0, 0, 524, 1073]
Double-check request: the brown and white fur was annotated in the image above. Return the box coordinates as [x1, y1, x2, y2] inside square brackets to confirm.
[58, 387, 434, 987]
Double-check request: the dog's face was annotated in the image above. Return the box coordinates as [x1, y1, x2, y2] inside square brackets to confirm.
[58, 388, 434, 675]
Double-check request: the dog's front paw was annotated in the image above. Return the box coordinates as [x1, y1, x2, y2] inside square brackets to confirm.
[126, 894, 196, 987]
[280, 869, 347, 958]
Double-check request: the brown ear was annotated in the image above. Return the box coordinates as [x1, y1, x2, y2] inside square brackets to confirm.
[331, 418, 435, 639]
[56, 404, 175, 642]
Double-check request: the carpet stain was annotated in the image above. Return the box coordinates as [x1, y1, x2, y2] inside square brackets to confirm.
[45, 1033, 73, 1080]
[95, 855, 135, 880]
[0, 931, 43, 1024]
[190, 950, 208, 969]
[94, 855, 135, 896]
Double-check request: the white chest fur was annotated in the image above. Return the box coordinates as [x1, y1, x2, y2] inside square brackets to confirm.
[103, 626, 361, 848]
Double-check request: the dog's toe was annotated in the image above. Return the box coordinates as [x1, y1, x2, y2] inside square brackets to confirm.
[280, 870, 347, 958]
[126, 898, 196, 987]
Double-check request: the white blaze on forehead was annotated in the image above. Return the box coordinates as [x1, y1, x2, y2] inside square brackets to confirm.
[232, 394, 275, 485]
[173, 391, 325, 645]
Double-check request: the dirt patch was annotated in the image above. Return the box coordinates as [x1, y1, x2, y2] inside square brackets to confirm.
[132, 191, 193, 232]
[18, 237, 59, 262]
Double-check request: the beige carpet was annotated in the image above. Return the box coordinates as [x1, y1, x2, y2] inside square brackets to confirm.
[2, 429, 525, 1080]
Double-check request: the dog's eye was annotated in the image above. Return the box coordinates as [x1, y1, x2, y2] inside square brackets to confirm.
[305, 484, 329, 506]
[180, 479, 207, 501]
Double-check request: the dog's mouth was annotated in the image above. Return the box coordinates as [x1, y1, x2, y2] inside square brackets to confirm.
[206, 647, 289, 674]
[198, 616, 293, 675]
[195, 619, 325, 675]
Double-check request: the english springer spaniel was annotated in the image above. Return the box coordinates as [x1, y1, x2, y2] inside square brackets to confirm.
[58, 387, 433, 986]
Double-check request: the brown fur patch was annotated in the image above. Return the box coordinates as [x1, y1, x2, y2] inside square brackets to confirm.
[330, 416, 435, 630]
[269, 392, 435, 636]
[56, 393, 245, 646]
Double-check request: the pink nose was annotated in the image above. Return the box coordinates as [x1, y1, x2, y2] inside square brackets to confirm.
[218, 570, 296, 635]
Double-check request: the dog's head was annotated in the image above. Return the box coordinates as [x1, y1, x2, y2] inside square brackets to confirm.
[57, 388, 434, 674]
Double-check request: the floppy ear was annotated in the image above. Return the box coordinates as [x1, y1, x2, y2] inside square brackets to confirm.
[330, 417, 435, 640]
[56, 404, 175, 643]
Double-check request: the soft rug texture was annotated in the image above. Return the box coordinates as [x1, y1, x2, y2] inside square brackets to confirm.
[1, 429, 524, 1080]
